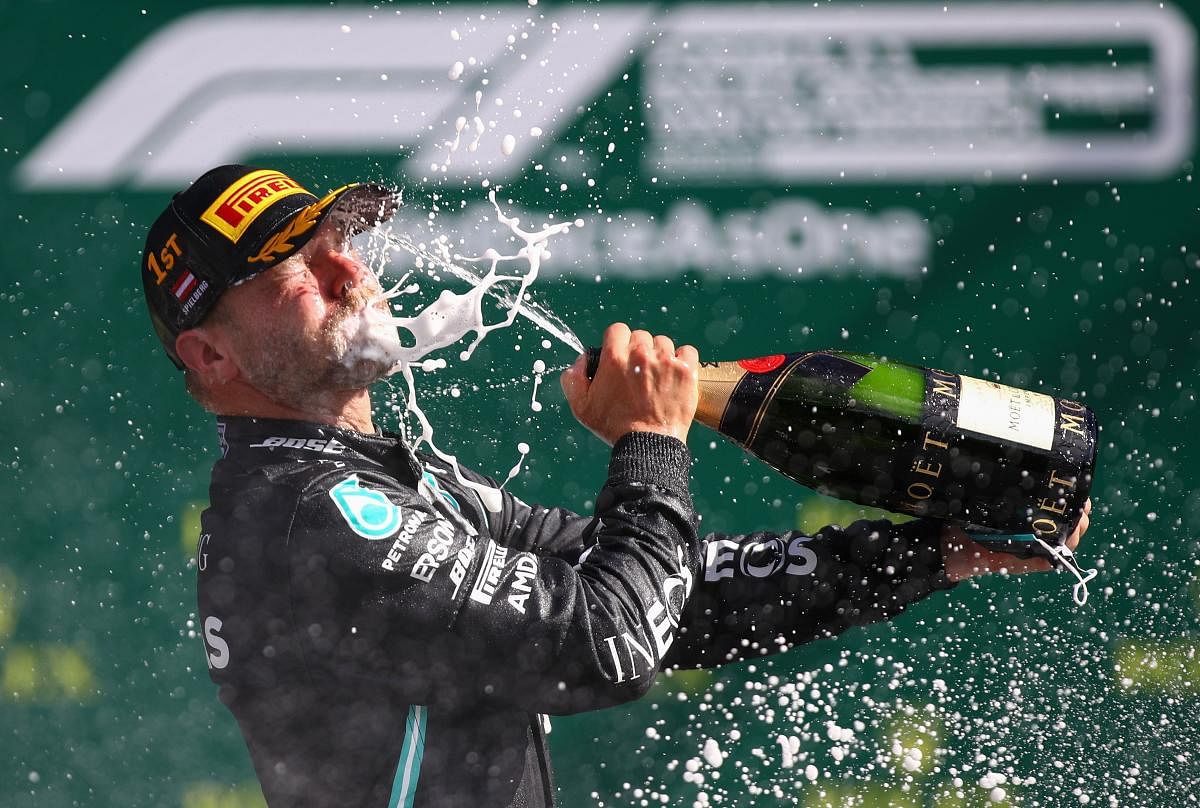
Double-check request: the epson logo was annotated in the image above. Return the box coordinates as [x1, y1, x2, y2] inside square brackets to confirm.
[410, 519, 456, 584]
[250, 436, 347, 454]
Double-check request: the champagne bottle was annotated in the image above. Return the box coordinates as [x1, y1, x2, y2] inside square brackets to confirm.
[584, 348, 1098, 561]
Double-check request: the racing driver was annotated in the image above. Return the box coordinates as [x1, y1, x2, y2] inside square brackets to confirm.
[142, 164, 1090, 808]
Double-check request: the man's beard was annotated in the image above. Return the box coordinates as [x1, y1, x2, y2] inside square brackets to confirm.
[232, 289, 402, 411]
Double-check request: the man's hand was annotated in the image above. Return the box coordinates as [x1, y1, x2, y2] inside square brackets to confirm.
[941, 498, 1092, 582]
[560, 322, 699, 446]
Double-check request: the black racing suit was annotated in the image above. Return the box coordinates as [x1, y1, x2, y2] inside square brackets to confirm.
[196, 416, 954, 808]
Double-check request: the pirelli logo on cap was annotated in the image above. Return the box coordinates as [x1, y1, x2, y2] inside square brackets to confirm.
[200, 169, 310, 243]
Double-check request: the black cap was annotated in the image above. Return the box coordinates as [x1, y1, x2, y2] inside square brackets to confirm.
[141, 164, 400, 369]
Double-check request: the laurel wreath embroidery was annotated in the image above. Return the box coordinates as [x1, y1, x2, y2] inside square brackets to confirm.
[246, 185, 354, 265]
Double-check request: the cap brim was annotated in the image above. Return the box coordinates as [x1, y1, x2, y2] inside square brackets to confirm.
[323, 182, 402, 235]
[226, 181, 402, 288]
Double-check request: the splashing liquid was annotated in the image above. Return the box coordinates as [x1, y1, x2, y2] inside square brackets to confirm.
[355, 191, 583, 512]
[530, 359, 547, 412]
[380, 190, 579, 362]
[376, 221, 584, 354]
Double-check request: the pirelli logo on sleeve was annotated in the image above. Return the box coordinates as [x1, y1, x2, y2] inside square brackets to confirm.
[200, 169, 310, 243]
[469, 540, 509, 605]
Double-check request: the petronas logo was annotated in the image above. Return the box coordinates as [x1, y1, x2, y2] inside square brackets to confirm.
[329, 475, 402, 540]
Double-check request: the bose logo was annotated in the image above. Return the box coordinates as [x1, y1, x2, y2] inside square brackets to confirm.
[251, 436, 347, 454]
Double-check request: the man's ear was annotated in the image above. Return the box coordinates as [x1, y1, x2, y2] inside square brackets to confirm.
[176, 326, 239, 385]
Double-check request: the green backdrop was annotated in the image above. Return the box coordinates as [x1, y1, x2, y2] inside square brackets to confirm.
[2, 1, 1197, 805]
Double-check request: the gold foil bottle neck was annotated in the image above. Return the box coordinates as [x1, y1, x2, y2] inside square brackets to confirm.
[694, 362, 747, 432]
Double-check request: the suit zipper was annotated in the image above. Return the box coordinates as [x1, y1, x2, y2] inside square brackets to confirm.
[532, 715, 557, 806]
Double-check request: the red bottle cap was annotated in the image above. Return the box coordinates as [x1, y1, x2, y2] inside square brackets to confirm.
[737, 354, 786, 373]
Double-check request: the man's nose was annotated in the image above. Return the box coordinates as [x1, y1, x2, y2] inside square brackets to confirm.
[314, 248, 371, 299]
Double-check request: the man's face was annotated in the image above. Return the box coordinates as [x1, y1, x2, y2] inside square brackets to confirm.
[214, 215, 402, 408]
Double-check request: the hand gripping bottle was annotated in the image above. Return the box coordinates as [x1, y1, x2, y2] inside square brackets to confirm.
[585, 348, 1098, 602]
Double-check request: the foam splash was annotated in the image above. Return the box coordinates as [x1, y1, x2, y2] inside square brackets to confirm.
[501, 442, 532, 488]
[356, 191, 583, 511]
[380, 190, 580, 364]
[346, 22, 585, 513]
[530, 359, 547, 412]
[376, 225, 583, 355]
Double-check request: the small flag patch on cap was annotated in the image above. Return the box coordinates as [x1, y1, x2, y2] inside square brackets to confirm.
[172, 271, 198, 301]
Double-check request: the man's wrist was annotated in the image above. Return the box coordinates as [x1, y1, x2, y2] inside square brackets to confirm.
[607, 431, 692, 496]
[620, 422, 689, 444]
[941, 524, 1001, 583]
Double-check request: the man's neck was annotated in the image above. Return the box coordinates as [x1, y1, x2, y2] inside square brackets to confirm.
[212, 383, 376, 433]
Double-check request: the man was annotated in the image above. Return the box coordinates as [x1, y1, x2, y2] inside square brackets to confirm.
[143, 165, 1089, 808]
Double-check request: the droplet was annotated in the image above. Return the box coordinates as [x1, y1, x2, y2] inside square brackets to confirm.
[702, 738, 724, 768]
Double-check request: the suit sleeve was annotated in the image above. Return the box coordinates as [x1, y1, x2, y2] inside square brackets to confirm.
[289, 432, 699, 716]
[437, 461, 597, 557]
[493, 498, 955, 670]
[662, 518, 956, 670]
